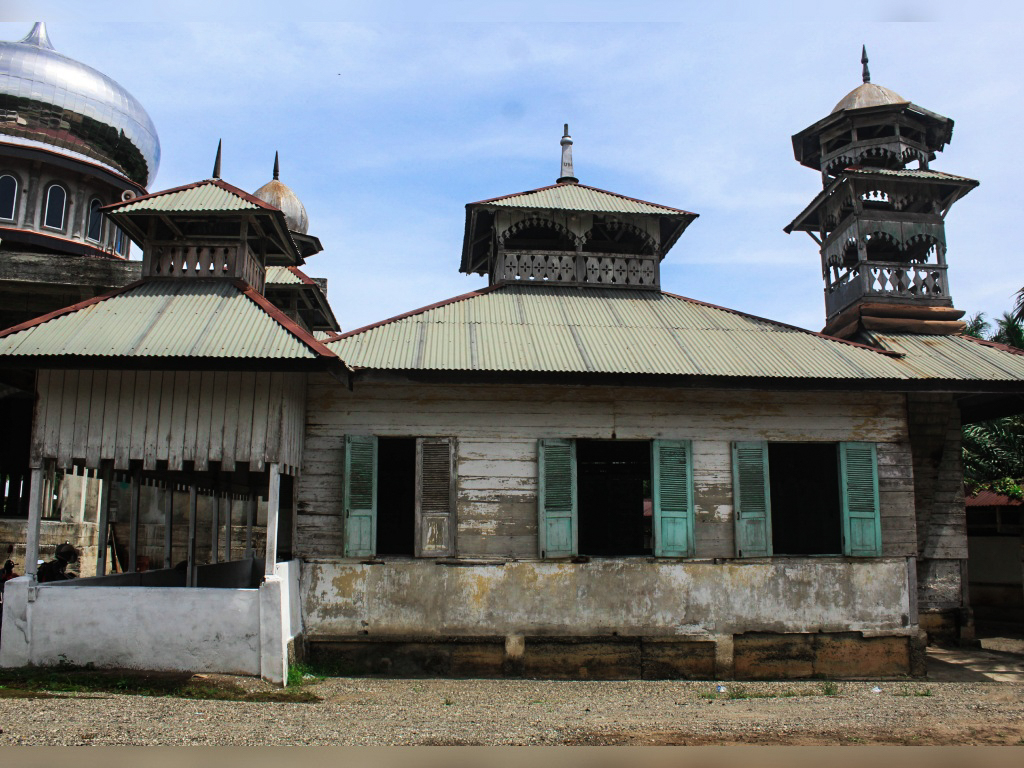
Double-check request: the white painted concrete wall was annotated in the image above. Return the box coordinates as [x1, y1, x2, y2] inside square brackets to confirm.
[301, 557, 914, 638]
[0, 560, 303, 684]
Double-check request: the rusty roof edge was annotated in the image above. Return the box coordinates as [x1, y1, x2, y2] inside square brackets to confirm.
[957, 334, 1024, 358]
[233, 279, 346, 365]
[657, 290, 904, 359]
[329, 284, 502, 341]
[0, 278, 146, 340]
[468, 182, 698, 216]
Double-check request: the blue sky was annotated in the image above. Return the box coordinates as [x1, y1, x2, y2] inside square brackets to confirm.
[2, 5, 1021, 333]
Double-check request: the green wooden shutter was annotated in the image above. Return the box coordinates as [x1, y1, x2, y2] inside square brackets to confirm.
[652, 440, 694, 557]
[344, 435, 377, 557]
[839, 442, 881, 556]
[538, 438, 577, 558]
[416, 437, 456, 557]
[732, 441, 773, 557]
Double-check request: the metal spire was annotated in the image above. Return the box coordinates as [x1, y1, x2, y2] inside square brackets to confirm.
[19, 22, 55, 50]
[557, 124, 578, 184]
[212, 139, 222, 179]
[861, 45, 870, 84]
[273, 151, 280, 181]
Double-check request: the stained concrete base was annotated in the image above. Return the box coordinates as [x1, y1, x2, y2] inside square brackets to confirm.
[307, 631, 919, 680]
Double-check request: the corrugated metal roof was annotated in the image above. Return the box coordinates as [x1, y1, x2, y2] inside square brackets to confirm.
[0, 281, 324, 359]
[965, 490, 1023, 508]
[328, 284, 912, 379]
[473, 183, 694, 216]
[845, 168, 977, 183]
[112, 179, 269, 214]
[266, 266, 303, 285]
[866, 333, 1024, 381]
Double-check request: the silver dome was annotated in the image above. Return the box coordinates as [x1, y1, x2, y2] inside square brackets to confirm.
[0, 23, 160, 187]
[252, 154, 309, 234]
[831, 82, 908, 114]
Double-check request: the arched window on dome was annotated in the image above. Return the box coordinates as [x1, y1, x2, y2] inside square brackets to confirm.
[43, 184, 67, 231]
[86, 198, 103, 242]
[0, 174, 17, 221]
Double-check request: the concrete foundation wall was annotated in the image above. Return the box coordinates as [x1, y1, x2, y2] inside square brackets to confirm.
[302, 558, 913, 639]
[0, 576, 262, 674]
[0, 559, 302, 684]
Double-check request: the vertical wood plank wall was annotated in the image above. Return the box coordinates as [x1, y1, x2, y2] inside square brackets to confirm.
[32, 370, 306, 472]
[297, 376, 917, 560]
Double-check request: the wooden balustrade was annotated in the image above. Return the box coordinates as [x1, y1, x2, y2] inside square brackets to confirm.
[496, 250, 658, 288]
[826, 260, 949, 318]
[142, 242, 265, 292]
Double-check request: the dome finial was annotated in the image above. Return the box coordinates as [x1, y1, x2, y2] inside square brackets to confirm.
[212, 139, 222, 179]
[273, 151, 280, 181]
[557, 123, 578, 184]
[861, 45, 870, 84]
[19, 22, 55, 51]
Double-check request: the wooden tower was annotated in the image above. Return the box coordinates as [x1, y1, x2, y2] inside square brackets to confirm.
[786, 48, 978, 338]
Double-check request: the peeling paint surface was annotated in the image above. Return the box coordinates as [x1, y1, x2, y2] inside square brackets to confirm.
[302, 558, 911, 638]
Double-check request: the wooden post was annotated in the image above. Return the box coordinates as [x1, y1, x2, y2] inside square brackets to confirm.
[245, 494, 255, 559]
[25, 465, 45, 580]
[128, 466, 141, 573]
[187, 484, 197, 587]
[95, 461, 112, 576]
[264, 463, 280, 577]
[163, 485, 173, 570]
[224, 496, 232, 562]
[210, 492, 220, 565]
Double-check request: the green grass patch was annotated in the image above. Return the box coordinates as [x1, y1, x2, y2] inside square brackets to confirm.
[287, 662, 325, 687]
[820, 680, 839, 696]
[0, 665, 319, 702]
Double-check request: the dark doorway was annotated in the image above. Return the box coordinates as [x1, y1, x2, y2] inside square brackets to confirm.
[377, 437, 416, 556]
[768, 443, 842, 555]
[577, 440, 651, 556]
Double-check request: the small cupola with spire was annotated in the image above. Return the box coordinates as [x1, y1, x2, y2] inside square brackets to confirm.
[102, 141, 304, 294]
[786, 49, 979, 338]
[461, 126, 697, 289]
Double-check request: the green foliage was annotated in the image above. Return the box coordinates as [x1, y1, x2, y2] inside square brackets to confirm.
[964, 312, 992, 340]
[820, 680, 839, 696]
[991, 312, 1024, 350]
[962, 308, 1024, 496]
[286, 662, 323, 687]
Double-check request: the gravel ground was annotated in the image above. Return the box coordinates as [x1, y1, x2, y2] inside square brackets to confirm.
[1, 676, 1023, 746]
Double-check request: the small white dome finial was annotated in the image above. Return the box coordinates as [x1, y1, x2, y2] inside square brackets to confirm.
[557, 123, 578, 184]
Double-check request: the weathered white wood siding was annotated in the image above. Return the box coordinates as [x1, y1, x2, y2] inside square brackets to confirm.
[32, 370, 306, 473]
[298, 376, 915, 559]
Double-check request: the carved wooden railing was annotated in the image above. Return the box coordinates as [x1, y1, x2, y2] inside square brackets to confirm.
[826, 260, 949, 319]
[143, 242, 265, 292]
[496, 250, 658, 288]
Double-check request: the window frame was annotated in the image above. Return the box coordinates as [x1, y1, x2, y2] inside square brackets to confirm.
[537, 438, 695, 559]
[730, 440, 882, 558]
[0, 173, 18, 221]
[86, 197, 104, 243]
[342, 434, 457, 559]
[42, 183, 67, 231]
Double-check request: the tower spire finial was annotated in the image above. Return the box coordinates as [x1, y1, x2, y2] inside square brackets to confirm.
[19, 23, 55, 50]
[861, 45, 870, 84]
[557, 123, 578, 184]
[212, 139, 222, 179]
[273, 151, 280, 181]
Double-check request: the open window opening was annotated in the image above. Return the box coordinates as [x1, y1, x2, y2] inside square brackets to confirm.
[577, 439, 652, 556]
[376, 437, 416, 556]
[768, 443, 842, 555]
